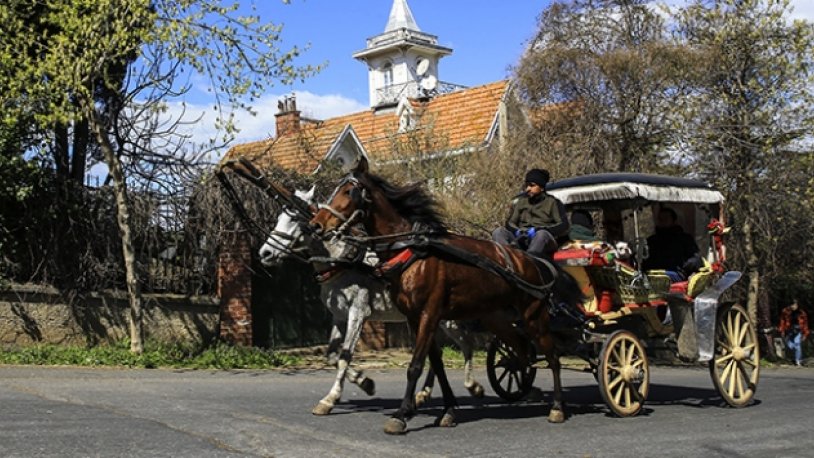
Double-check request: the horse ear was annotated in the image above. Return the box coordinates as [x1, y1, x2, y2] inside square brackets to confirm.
[351, 156, 369, 174]
[304, 185, 316, 202]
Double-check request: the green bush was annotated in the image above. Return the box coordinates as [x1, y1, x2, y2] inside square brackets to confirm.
[0, 340, 301, 369]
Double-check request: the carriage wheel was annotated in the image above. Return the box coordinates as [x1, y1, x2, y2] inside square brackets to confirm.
[598, 330, 649, 417]
[486, 336, 536, 402]
[709, 303, 760, 407]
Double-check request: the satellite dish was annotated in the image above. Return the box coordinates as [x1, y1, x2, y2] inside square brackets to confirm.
[420, 74, 437, 91]
[416, 58, 430, 76]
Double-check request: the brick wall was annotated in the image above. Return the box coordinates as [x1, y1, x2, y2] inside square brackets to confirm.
[218, 229, 253, 346]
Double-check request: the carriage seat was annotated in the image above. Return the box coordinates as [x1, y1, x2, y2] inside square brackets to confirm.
[664, 260, 714, 298]
[554, 241, 616, 266]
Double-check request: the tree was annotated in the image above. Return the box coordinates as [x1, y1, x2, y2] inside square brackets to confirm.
[515, 0, 700, 172]
[0, 0, 316, 352]
[673, 0, 814, 329]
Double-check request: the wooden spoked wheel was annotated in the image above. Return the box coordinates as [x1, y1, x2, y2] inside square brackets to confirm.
[598, 330, 649, 417]
[486, 337, 536, 402]
[709, 303, 760, 407]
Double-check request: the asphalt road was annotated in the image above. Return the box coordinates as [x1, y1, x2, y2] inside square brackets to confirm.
[0, 364, 811, 457]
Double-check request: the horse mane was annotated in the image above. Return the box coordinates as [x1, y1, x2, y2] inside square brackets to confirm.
[359, 173, 447, 233]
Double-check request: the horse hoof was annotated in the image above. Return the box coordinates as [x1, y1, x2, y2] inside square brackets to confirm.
[468, 382, 485, 398]
[415, 390, 430, 408]
[383, 418, 407, 435]
[359, 378, 376, 396]
[436, 412, 457, 428]
[312, 401, 333, 416]
[548, 409, 565, 423]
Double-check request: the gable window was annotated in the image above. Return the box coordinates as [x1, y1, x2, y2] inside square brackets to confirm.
[382, 62, 393, 87]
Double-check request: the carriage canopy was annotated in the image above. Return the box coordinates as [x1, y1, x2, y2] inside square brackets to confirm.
[547, 173, 724, 208]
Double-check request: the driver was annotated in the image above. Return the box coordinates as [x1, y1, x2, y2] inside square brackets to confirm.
[492, 168, 569, 258]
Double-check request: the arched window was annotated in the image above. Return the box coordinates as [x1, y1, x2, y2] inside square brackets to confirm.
[382, 62, 393, 87]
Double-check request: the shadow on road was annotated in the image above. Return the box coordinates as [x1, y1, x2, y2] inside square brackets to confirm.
[330, 381, 761, 425]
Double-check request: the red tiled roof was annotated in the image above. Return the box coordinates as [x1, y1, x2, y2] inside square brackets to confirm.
[223, 80, 509, 173]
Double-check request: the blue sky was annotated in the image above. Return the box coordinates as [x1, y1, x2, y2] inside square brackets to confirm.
[171, 0, 814, 156]
[177, 0, 549, 149]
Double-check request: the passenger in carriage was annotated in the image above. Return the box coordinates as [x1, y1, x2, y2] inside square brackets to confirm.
[642, 207, 701, 281]
[492, 168, 570, 259]
[568, 210, 600, 242]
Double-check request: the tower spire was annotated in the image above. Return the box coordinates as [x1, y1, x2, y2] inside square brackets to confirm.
[385, 0, 420, 32]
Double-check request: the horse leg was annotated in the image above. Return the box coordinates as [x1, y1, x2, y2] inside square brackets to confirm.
[384, 314, 441, 435]
[416, 364, 435, 408]
[426, 339, 458, 428]
[527, 302, 565, 423]
[345, 307, 376, 396]
[344, 288, 375, 395]
[544, 341, 565, 424]
[440, 321, 484, 398]
[325, 323, 342, 366]
[313, 319, 349, 415]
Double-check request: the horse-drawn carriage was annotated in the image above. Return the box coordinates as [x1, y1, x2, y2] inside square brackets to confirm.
[485, 173, 759, 416]
[218, 158, 759, 433]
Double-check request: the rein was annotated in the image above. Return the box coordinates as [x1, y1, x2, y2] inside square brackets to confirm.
[319, 173, 558, 298]
[215, 158, 313, 263]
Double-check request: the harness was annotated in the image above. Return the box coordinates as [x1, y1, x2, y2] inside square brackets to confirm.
[318, 173, 560, 299]
[340, 229, 558, 299]
[215, 158, 314, 263]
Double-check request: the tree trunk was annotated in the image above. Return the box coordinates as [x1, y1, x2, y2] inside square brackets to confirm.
[87, 107, 144, 354]
[741, 199, 760, 327]
[70, 118, 90, 184]
[757, 286, 775, 361]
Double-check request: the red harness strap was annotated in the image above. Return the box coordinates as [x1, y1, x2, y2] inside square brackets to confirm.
[314, 267, 343, 283]
[375, 248, 417, 277]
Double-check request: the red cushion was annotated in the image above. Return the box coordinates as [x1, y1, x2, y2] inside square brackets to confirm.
[669, 281, 688, 294]
[553, 249, 592, 261]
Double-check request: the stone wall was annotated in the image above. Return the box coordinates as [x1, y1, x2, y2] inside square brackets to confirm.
[0, 284, 219, 346]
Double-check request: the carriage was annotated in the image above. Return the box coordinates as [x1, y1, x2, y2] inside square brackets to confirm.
[484, 173, 760, 416]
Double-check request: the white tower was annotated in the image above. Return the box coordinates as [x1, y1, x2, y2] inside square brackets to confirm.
[353, 0, 453, 108]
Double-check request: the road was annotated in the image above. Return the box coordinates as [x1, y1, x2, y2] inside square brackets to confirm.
[0, 364, 811, 457]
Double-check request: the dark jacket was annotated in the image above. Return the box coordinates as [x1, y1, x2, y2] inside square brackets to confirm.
[642, 225, 699, 272]
[569, 224, 599, 242]
[506, 193, 570, 239]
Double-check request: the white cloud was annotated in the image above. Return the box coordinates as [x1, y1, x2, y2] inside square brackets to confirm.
[660, 0, 814, 22]
[788, 0, 814, 22]
[165, 91, 367, 161]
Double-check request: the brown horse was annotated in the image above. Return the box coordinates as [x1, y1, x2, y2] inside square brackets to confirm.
[309, 160, 582, 434]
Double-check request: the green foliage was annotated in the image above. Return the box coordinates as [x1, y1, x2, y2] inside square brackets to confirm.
[0, 0, 318, 139]
[0, 340, 300, 369]
[515, 0, 699, 172]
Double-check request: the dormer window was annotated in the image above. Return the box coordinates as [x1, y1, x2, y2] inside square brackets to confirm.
[382, 62, 394, 87]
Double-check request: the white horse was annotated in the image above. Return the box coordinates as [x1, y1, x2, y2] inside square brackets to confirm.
[258, 187, 484, 416]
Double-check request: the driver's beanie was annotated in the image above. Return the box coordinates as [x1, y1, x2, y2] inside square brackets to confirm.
[525, 169, 550, 187]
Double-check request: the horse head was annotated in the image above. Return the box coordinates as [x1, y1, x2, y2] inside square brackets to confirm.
[310, 157, 444, 238]
[309, 157, 373, 235]
[259, 186, 316, 267]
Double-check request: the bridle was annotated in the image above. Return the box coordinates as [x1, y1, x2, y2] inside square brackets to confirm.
[318, 175, 371, 235]
[262, 208, 314, 264]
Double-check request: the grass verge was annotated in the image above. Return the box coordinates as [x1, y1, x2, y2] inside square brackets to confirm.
[0, 340, 302, 369]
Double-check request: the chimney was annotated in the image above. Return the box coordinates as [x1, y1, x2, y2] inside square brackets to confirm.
[275, 95, 301, 136]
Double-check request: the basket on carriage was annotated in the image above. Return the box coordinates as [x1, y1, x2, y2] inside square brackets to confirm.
[485, 173, 759, 417]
